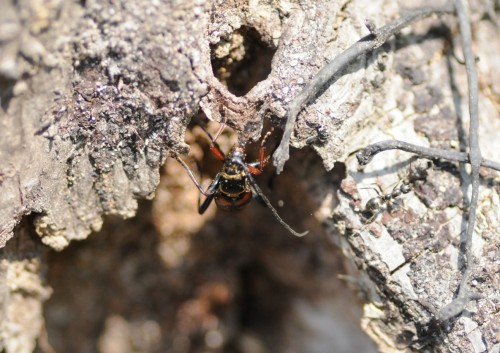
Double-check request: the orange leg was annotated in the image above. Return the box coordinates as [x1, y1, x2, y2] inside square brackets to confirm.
[248, 127, 274, 175]
[199, 123, 226, 162]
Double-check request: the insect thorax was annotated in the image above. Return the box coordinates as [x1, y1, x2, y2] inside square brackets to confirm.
[215, 173, 252, 211]
[218, 170, 250, 196]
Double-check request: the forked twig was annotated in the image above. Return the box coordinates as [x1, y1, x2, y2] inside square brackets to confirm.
[356, 140, 500, 171]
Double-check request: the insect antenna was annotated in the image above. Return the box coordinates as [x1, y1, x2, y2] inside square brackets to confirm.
[172, 154, 208, 195]
[173, 153, 221, 213]
[240, 162, 308, 237]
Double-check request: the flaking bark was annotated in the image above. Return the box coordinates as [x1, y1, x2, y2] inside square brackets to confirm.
[0, 0, 498, 352]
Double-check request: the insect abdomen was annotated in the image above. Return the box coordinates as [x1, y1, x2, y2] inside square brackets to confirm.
[215, 191, 252, 211]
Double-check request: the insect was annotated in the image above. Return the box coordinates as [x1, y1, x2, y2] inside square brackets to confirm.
[362, 158, 431, 219]
[175, 124, 308, 237]
[364, 181, 412, 215]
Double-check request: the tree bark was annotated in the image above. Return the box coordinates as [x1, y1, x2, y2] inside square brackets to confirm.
[0, 0, 498, 352]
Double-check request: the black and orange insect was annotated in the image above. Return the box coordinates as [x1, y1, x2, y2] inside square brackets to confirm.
[175, 124, 308, 237]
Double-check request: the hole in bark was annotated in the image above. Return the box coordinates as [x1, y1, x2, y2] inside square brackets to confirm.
[210, 26, 275, 97]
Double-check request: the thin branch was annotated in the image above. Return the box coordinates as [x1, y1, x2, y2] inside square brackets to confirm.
[438, 0, 482, 322]
[356, 0, 486, 322]
[356, 140, 500, 171]
[272, 4, 455, 174]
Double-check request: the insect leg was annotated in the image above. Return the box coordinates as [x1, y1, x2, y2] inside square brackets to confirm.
[258, 127, 274, 172]
[199, 124, 226, 162]
[247, 128, 275, 175]
[198, 174, 220, 214]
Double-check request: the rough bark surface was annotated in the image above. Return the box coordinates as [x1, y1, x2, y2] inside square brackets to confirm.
[0, 0, 498, 352]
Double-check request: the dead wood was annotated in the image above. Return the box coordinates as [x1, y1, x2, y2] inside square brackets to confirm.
[0, 0, 498, 352]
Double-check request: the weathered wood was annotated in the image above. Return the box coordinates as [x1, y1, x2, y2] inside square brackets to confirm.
[0, 0, 498, 352]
